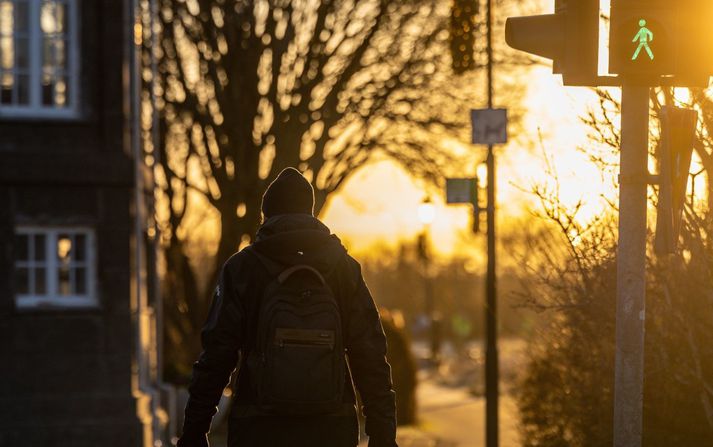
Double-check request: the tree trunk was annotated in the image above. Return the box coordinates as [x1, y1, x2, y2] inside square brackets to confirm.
[163, 235, 203, 382]
[205, 193, 264, 299]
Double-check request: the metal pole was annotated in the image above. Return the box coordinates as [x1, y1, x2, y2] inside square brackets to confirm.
[424, 233, 436, 363]
[613, 85, 649, 447]
[485, 0, 498, 445]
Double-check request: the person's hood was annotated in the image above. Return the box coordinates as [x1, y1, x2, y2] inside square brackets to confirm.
[250, 214, 347, 274]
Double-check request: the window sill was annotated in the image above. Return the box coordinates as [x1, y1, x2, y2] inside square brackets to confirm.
[0, 108, 83, 122]
[15, 295, 100, 311]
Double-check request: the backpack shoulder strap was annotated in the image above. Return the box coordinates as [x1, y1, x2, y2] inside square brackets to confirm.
[245, 246, 329, 287]
[278, 265, 327, 286]
[245, 246, 342, 314]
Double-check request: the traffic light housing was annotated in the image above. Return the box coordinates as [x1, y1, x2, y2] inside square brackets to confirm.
[609, 3, 674, 76]
[451, 0, 478, 74]
[505, 0, 599, 86]
[654, 106, 697, 255]
[610, 0, 713, 82]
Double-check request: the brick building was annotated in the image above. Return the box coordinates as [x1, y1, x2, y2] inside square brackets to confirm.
[0, 1, 165, 445]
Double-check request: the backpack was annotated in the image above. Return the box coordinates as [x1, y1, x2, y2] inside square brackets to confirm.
[245, 249, 346, 415]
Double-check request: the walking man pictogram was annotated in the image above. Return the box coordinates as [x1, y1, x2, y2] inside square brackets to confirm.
[632, 19, 654, 61]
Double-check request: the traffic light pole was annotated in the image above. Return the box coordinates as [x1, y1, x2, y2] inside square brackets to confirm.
[613, 85, 649, 447]
[485, 0, 499, 445]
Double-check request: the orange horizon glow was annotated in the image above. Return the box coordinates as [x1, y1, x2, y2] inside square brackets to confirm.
[178, 0, 710, 265]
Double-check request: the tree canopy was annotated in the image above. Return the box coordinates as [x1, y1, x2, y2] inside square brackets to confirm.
[153, 0, 490, 378]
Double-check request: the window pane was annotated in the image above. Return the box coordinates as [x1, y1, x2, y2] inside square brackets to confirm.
[14, 1, 27, 33]
[61, 73, 68, 106]
[40, 72, 68, 108]
[57, 233, 72, 263]
[15, 266, 29, 294]
[41, 74, 52, 105]
[35, 267, 46, 294]
[1, 35, 13, 69]
[60, 2, 67, 34]
[74, 234, 85, 261]
[75, 267, 85, 294]
[14, 233, 28, 261]
[15, 36, 27, 68]
[55, 1, 64, 33]
[0, 85, 10, 102]
[42, 37, 52, 70]
[54, 39, 64, 69]
[16, 72, 26, 103]
[0, 71, 11, 103]
[0, 2, 13, 36]
[54, 74, 65, 106]
[34, 233, 46, 260]
[42, 38, 65, 71]
[40, 1, 65, 34]
[58, 265, 70, 295]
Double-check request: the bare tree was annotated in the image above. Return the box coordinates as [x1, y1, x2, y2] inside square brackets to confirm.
[156, 0, 470, 263]
[516, 88, 713, 446]
[151, 0, 504, 376]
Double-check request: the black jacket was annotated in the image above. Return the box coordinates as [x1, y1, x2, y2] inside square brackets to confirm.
[180, 215, 397, 447]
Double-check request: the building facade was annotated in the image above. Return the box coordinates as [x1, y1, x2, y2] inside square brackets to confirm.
[0, 0, 164, 445]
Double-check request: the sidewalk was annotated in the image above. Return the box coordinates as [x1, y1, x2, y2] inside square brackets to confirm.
[415, 379, 521, 447]
[211, 384, 519, 447]
[359, 426, 443, 447]
[358, 373, 521, 447]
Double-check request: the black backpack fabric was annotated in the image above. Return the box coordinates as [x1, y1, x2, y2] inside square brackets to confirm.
[245, 248, 346, 416]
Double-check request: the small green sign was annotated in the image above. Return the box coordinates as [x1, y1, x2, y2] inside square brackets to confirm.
[632, 19, 654, 61]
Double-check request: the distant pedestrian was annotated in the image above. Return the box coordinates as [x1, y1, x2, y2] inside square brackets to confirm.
[177, 167, 398, 447]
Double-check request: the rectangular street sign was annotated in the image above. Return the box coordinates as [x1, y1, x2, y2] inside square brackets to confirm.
[446, 178, 476, 204]
[471, 108, 508, 145]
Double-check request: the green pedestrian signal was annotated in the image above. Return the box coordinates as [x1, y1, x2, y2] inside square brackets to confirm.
[609, 1, 713, 82]
[632, 19, 654, 61]
[610, 6, 673, 76]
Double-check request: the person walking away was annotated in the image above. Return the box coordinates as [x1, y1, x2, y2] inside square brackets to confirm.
[177, 167, 398, 447]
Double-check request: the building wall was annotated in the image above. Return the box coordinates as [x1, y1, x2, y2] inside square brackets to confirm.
[0, 1, 150, 445]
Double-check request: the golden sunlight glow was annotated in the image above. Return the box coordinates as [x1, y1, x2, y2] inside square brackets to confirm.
[324, 64, 618, 257]
[599, 0, 611, 76]
[181, 0, 707, 261]
[418, 199, 436, 225]
[325, 0, 622, 256]
[674, 87, 692, 105]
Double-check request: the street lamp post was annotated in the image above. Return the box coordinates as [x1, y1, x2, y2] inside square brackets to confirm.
[417, 198, 440, 365]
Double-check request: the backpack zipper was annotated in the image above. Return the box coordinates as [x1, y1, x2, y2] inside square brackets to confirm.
[278, 337, 334, 350]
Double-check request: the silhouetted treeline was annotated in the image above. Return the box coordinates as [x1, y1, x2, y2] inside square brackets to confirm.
[358, 239, 534, 344]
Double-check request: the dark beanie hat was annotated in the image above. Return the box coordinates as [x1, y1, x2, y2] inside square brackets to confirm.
[261, 167, 315, 218]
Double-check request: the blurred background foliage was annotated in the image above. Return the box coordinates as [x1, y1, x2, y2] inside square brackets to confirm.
[515, 87, 713, 446]
[153, 0, 484, 381]
[152, 0, 528, 384]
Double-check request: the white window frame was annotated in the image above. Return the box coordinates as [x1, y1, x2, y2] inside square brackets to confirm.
[0, 0, 80, 119]
[14, 226, 98, 310]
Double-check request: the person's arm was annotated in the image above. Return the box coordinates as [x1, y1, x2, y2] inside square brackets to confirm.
[344, 260, 398, 447]
[178, 261, 243, 447]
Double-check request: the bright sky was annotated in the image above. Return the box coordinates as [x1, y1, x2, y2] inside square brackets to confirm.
[320, 0, 624, 256]
[323, 0, 711, 258]
[322, 68, 614, 256]
[184, 0, 706, 261]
